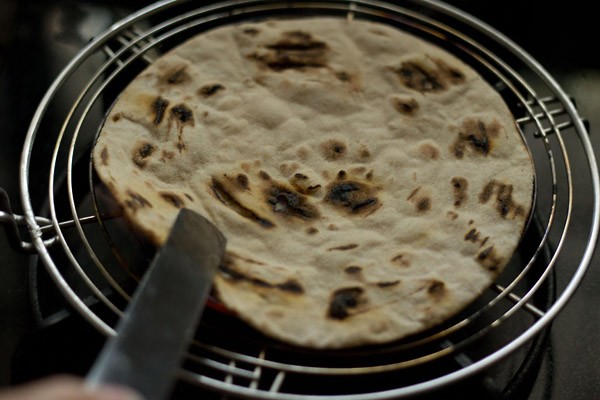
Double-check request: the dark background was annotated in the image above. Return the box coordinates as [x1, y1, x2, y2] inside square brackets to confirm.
[1, 1, 599, 399]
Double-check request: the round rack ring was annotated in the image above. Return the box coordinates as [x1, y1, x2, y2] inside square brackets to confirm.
[15, 1, 600, 398]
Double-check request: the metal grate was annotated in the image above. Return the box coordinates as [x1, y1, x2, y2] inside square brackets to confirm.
[3, 0, 598, 398]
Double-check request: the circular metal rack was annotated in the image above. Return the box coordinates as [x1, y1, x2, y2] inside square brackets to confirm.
[9, 0, 600, 398]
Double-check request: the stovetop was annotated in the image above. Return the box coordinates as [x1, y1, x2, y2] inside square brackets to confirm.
[1, 1, 599, 399]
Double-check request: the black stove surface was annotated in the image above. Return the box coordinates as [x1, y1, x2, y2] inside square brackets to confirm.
[1, 1, 599, 399]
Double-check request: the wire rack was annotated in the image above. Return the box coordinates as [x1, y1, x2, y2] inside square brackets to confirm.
[2, 0, 599, 398]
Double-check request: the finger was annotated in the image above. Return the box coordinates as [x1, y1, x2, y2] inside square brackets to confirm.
[0, 375, 142, 400]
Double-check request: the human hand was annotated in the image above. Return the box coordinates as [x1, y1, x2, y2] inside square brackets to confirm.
[0, 375, 142, 400]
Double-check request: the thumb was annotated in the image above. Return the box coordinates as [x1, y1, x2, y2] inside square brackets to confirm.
[0, 375, 143, 400]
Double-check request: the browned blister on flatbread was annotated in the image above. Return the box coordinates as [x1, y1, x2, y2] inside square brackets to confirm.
[93, 18, 534, 349]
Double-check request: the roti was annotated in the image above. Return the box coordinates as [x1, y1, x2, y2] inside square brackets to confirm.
[93, 18, 534, 348]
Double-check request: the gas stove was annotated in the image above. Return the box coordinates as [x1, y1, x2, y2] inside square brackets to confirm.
[1, 1, 599, 399]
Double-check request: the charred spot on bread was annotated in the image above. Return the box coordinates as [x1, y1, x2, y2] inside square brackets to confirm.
[259, 170, 271, 180]
[416, 197, 431, 212]
[407, 187, 431, 213]
[289, 173, 321, 195]
[294, 173, 308, 180]
[160, 149, 175, 162]
[359, 147, 372, 160]
[434, 58, 466, 84]
[199, 83, 225, 97]
[451, 177, 468, 207]
[396, 62, 445, 92]
[451, 119, 501, 159]
[377, 280, 400, 288]
[151, 97, 169, 125]
[476, 245, 503, 272]
[100, 147, 109, 166]
[344, 266, 362, 274]
[391, 254, 411, 267]
[464, 228, 479, 242]
[336, 71, 351, 81]
[327, 287, 365, 320]
[236, 173, 250, 189]
[325, 180, 380, 216]
[211, 177, 275, 228]
[252, 31, 329, 71]
[276, 279, 305, 294]
[394, 58, 465, 93]
[334, 70, 361, 90]
[479, 180, 526, 219]
[125, 190, 152, 211]
[170, 104, 194, 123]
[447, 211, 459, 220]
[132, 143, 155, 168]
[328, 244, 358, 251]
[164, 67, 190, 84]
[160, 192, 184, 208]
[427, 280, 446, 300]
[220, 259, 304, 294]
[322, 139, 347, 161]
[391, 96, 419, 115]
[138, 144, 154, 158]
[418, 143, 440, 160]
[266, 184, 320, 220]
[242, 27, 260, 36]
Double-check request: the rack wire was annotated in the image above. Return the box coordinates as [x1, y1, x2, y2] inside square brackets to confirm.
[4, 0, 598, 398]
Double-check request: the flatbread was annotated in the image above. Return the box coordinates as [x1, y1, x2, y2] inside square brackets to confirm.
[93, 18, 534, 348]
